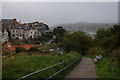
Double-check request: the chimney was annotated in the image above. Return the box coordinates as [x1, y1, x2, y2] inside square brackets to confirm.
[14, 18, 16, 21]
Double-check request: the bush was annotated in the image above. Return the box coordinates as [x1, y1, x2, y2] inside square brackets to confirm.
[25, 40, 28, 44]
[111, 48, 120, 61]
[28, 46, 39, 52]
[87, 47, 105, 55]
[3, 52, 9, 56]
[15, 47, 26, 53]
[2, 41, 7, 46]
[63, 31, 92, 55]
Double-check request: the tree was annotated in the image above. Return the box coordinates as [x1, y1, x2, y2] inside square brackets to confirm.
[63, 30, 92, 55]
[94, 28, 106, 43]
[53, 26, 66, 43]
[53, 26, 66, 35]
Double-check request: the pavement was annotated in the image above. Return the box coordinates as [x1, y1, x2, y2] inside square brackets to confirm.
[65, 57, 97, 78]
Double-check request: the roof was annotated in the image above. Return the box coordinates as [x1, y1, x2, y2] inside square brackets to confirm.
[4, 42, 34, 51]
[2, 19, 14, 25]
[11, 25, 24, 29]
[11, 25, 32, 30]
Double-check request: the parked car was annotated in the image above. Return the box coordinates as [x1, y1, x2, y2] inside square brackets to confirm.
[50, 49, 54, 51]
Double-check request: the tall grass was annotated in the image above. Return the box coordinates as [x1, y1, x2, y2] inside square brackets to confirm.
[86, 54, 120, 79]
[2, 53, 80, 79]
[95, 57, 119, 79]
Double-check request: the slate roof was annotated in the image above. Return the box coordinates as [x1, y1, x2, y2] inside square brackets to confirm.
[2, 19, 14, 25]
[11, 25, 24, 29]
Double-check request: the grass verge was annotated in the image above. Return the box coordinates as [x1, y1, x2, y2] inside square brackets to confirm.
[2, 53, 81, 79]
[86, 54, 120, 79]
[95, 57, 120, 79]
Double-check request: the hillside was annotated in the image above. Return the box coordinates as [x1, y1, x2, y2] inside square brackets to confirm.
[50, 22, 115, 33]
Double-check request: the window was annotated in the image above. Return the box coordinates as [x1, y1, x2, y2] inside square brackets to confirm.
[31, 32, 32, 34]
[13, 30, 14, 33]
[13, 34, 15, 37]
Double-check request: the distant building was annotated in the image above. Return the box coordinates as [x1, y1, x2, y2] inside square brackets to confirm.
[2, 18, 49, 40]
[11, 25, 42, 40]
[2, 18, 20, 30]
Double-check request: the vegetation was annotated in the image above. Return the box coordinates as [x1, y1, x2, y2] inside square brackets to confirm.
[41, 43, 59, 50]
[2, 53, 81, 79]
[95, 57, 119, 78]
[53, 26, 66, 43]
[15, 47, 26, 53]
[3, 24, 120, 79]
[28, 46, 39, 52]
[62, 31, 92, 55]
[29, 32, 53, 44]
[87, 24, 120, 78]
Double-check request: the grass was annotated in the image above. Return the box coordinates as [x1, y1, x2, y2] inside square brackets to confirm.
[95, 57, 119, 79]
[86, 54, 120, 79]
[2, 53, 81, 79]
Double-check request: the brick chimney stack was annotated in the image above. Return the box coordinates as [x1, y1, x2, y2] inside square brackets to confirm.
[13, 18, 16, 21]
[13, 18, 20, 25]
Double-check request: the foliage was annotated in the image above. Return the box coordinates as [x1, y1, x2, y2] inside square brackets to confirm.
[87, 47, 105, 55]
[95, 24, 120, 54]
[2, 53, 80, 78]
[94, 24, 120, 78]
[2, 41, 7, 46]
[95, 57, 119, 78]
[53, 26, 66, 35]
[31, 32, 53, 44]
[28, 46, 39, 52]
[110, 48, 120, 61]
[53, 26, 66, 43]
[62, 31, 92, 55]
[15, 47, 26, 53]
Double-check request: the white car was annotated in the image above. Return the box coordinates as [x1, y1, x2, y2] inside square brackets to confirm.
[50, 49, 54, 51]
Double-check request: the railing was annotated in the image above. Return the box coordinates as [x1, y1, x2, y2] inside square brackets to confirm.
[17, 56, 81, 80]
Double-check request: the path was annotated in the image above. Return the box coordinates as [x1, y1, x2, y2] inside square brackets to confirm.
[65, 57, 96, 78]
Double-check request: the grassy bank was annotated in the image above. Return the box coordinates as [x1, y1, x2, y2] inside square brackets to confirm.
[86, 54, 120, 79]
[95, 57, 119, 79]
[3, 53, 81, 79]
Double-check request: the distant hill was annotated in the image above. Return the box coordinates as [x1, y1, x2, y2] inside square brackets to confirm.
[50, 22, 115, 33]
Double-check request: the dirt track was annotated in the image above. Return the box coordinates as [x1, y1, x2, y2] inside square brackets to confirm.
[65, 57, 97, 78]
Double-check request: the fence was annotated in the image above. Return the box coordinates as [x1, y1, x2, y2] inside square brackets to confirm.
[17, 56, 81, 80]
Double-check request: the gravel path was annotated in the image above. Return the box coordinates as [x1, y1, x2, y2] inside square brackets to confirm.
[65, 57, 97, 78]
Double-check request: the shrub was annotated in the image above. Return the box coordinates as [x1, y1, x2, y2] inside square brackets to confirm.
[111, 48, 120, 61]
[2, 41, 7, 46]
[63, 31, 92, 55]
[3, 52, 9, 56]
[25, 40, 28, 44]
[87, 47, 105, 55]
[28, 46, 39, 52]
[15, 47, 26, 53]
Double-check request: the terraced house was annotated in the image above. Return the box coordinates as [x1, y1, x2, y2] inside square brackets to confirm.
[10, 21, 48, 40]
[2, 18, 49, 40]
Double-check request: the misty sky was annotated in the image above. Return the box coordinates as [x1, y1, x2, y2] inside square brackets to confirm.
[2, 2, 118, 26]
